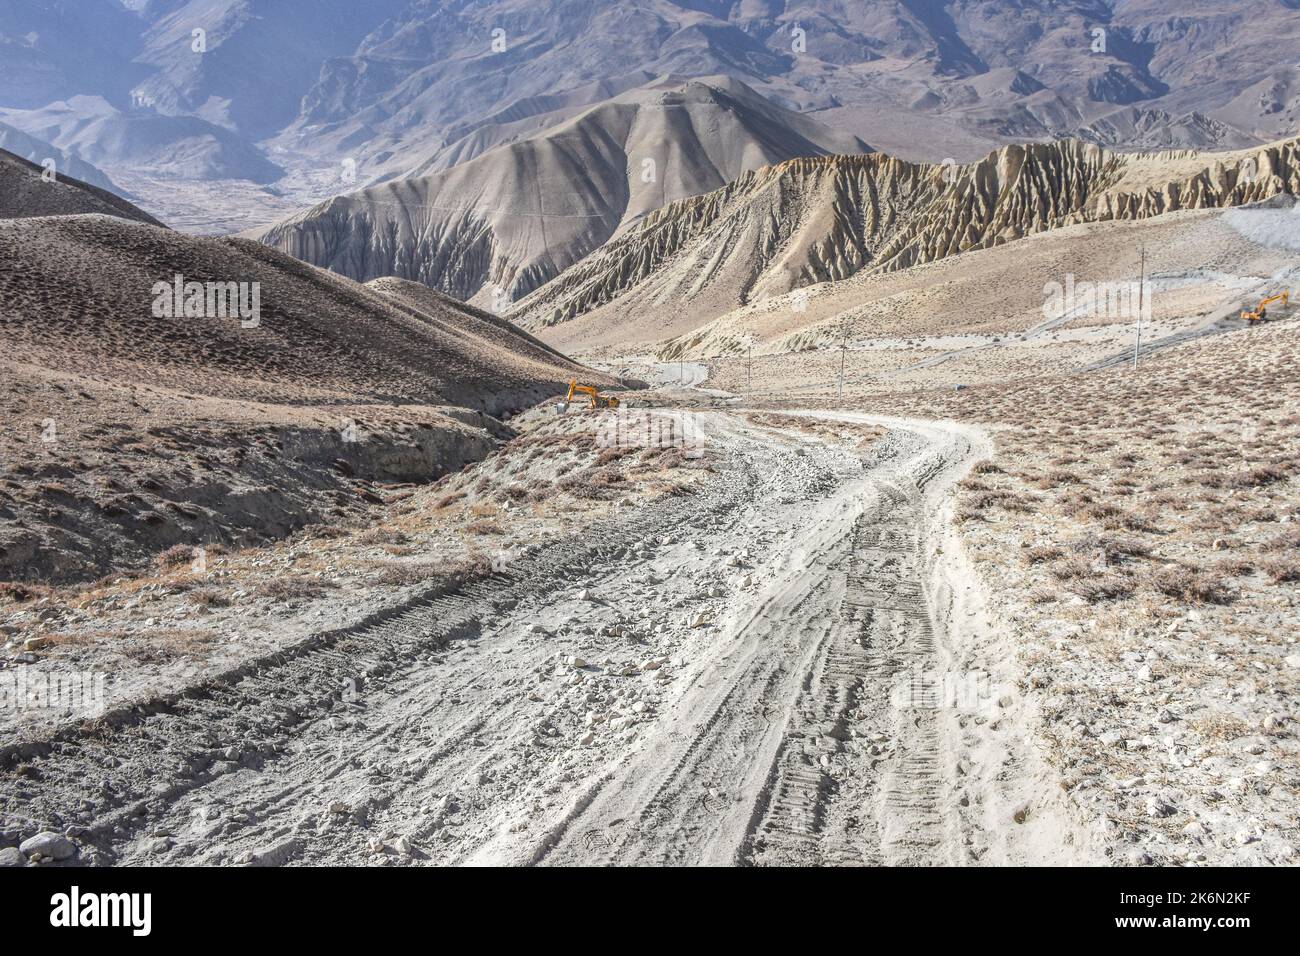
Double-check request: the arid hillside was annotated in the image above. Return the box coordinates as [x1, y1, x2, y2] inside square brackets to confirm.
[246, 77, 869, 309]
[0, 214, 607, 583]
[516, 136, 1300, 356]
[0, 147, 162, 224]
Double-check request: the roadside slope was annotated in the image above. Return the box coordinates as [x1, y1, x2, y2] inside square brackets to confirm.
[0, 214, 607, 583]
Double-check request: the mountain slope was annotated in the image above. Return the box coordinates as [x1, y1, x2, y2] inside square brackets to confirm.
[512, 135, 1300, 354]
[247, 77, 869, 308]
[0, 147, 163, 224]
[0, 213, 603, 581]
[287, 0, 1300, 168]
[0, 95, 283, 182]
[0, 121, 123, 193]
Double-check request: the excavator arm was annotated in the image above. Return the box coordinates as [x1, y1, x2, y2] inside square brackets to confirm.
[1242, 290, 1290, 323]
[559, 381, 620, 412]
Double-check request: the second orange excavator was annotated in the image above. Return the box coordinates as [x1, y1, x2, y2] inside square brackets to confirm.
[1242, 290, 1290, 323]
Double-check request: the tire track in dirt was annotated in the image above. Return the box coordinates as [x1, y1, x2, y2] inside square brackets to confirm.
[0, 410, 1014, 867]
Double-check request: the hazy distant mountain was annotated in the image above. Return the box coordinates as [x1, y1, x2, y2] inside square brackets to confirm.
[0, 95, 282, 182]
[283, 0, 1300, 165]
[0, 121, 123, 194]
[0, 0, 1295, 234]
[127, 0, 408, 139]
[247, 76, 870, 307]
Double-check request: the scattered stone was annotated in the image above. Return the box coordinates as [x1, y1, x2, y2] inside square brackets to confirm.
[19, 832, 76, 861]
[0, 847, 25, 867]
[245, 838, 300, 867]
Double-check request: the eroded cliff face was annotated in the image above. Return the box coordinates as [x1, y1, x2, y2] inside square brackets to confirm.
[247, 77, 870, 310]
[512, 137, 1300, 330]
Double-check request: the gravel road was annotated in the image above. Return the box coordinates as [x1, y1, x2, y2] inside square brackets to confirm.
[1, 410, 1081, 866]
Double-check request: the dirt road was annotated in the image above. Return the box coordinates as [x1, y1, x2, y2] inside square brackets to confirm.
[0, 410, 1079, 866]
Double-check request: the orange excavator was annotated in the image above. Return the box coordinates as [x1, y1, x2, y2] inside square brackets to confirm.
[558, 380, 620, 412]
[1242, 291, 1290, 324]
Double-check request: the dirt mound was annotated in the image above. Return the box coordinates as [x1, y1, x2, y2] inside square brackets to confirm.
[0, 215, 606, 583]
[0, 147, 162, 224]
[513, 136, 1300, 352]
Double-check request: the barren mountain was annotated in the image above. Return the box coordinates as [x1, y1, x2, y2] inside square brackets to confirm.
[5, 1, 1299, 236]
[287, 0, 1300, 166]
[0, 95, 283, 183]
[0, 214, 604, 582]
[0, 121, 122, 194]
[127, 0, 408, 140]
[0, 148, 163, 224]
[247, 77, 869, 308]
[514, 135, 1300, 353]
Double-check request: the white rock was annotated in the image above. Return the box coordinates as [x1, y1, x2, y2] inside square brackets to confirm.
[19, 832, 76, 861]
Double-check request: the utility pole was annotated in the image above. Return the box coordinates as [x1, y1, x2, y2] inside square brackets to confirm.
[1133, 243, 1146, 370]
[747, 344, 752, 391]
[837, 319, 849, 401]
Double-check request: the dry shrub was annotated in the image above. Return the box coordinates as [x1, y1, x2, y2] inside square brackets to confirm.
[1068, 575, 1136, 603]
[1189, 712, 1253, 742]
[358, 528, 409, 546]
[1150, 566, 1231, 605]
[1260, 558, 1300, 583]
[0, 581, 51, 603]
[1025, 545, 1064, 564]
[377, 562, 441, 587]
[1263, 529, 1300, 553]
[156, 544, 196, 568]
[188, 589, 230, 608]
[257, 577, 328, 601]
